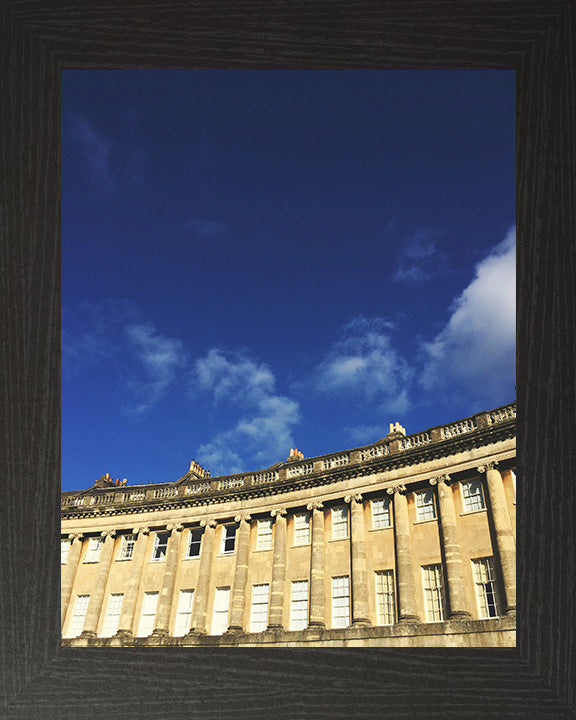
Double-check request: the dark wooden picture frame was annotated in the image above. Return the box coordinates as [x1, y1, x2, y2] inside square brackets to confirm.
[1, 1, 575, 717]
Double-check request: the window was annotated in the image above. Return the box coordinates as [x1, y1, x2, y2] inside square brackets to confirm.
[151, 532, 169, 562]
[173, 589, 194, 636]
[211, 587, 230, 635]
[256, 519, 273, 551]
[331, 507, 348, 539]
[461, 479, 486, 513]
[186, 528, 202, 558]
[422, 564, 445, 622]
[250, 584, 270, 632]
[371, 498, 391, 529]
[331, 576, 350, 628]
[415, 489, 436, 521]
[290, 580, 309, 631]
[221, 525, 237, 555]
[101, 593, 123, 637]
[137, 591, 158, 637]
[472, 557, 500, 618]
[293, 512, 310, 545]
[117, 534, 136, 561]
[67, 594, 90, 637]
[61, 539, 71, 564]
[375, 570, 396, 625]
[83, 537, 103, 563]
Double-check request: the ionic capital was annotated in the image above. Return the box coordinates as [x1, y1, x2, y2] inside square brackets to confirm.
[270, 508, 287, 519]
[429, 474, 451, 486]
[344, 493, 363, 504]
[477, 461, 498, 474]
[68, 532, 83, 541]
[165, 523, 184, 532]
[306, 502, 324, 512]
[100, 530, 116, 538]
[200, 518, 217, 529]
[386, 484, 407, 495]
[138, 526, 151, 535]
[234, 514, 252, 524]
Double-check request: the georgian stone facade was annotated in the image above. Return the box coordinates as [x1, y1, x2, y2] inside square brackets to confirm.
[61, 403, 516, 647]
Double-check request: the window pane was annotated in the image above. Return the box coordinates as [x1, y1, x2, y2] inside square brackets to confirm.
[415, 490, 436, 521]
[461, 480, 485, 512]
[250, 584, 269, 632]
[332, 507, 348, 539]
[257, 519, 273, 551]
[290, 580, 308, 630]
[67, 594, 90, 637]
[294, 513, 310, 545]
[372, 499, 391, 529]
[137, 592, 158, 637]
[187, 528, 202, 558]
[212, 587, 230, 635]
[101, 593, 124, 637]
[422, 564, 445, 621]
[331, 576, 350, 628]
[375, 570, 395, 625]
[61, 539, 71, 564]
[174, 589, 194, 636]
[472, 557, 500, 618]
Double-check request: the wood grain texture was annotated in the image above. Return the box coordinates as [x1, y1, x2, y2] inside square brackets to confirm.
[1, 0, 575, 717]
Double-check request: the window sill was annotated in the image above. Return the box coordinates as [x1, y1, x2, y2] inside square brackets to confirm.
[413, 518, 437, 525]
[183, 555, 200, 561]
[328, 537, 349, 542]
[369, 526, 393, 532]
[291, 543, 311, 548]
[460, 508, 487, 517]
[254, 548, 272, 553]
[115, 558, 133, 562]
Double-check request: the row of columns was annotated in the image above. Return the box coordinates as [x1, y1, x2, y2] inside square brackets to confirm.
[62, 461, 515, 638]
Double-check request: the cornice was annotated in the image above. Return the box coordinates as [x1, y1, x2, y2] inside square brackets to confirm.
[62, 412, 516, 521]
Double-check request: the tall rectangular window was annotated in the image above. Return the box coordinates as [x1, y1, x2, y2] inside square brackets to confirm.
[221, 525, 237, 555]
[137, 591, 159, 637]
[371, 498, 391, 529]
[101, 593, 124, 637]
[331, 507, 348, 539]
[461, 479, 486, 513]
[256, 519, 273, 551]
[290, 580, 308, 631]
[375, 570, 396, 625]
[67, 594, 90, 637]
[293, 513, 310, 545]
[249, 584, 270, 632]
[173, 589, 194, 636]
[211, 587, 230, 635]
[61, 538, 71, 564]
[83, 537, 103, 563]
[331, 576, 351, 628]
[472, 557, 500, 618]
[186, 528, 203, 558]
[415, 490, 436, 521]
[422, 564, 445, 622]
[151, 532, 169, 562]
[118, 534, 136, 561]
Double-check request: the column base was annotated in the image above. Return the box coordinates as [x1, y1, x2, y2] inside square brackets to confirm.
[150, 628, 169, 638]
[398, 614, 420, 624]
[266, 623, 284, 630]
[79, 630, 97, 639]
[449, 611, 472, 620]
[352, 618, 372, 627]
[307, 621, 326, 629]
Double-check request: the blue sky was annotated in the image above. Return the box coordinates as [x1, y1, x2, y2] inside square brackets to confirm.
[61, 70, 515, 491]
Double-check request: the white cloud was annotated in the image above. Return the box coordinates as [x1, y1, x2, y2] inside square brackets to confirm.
[314, 317, 412, 412]
[420, 226, 516, 405]
[191, 349, 300, 475]
[125, 324, 187, 413]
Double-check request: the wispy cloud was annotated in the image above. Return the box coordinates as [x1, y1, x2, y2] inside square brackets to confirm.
[393, 229, 447, 284]
[314, 316, 412, 412]
[191, 349, 300, 475]
[186, 218, 227, 237]
[71, 117, 146, 193]
[125, 324, 187, 414]
[419, 226, 516, 406]
[72, 118, 117, 193]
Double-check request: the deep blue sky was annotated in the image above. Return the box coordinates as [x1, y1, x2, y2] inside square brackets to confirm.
[62, 70, 515, 491]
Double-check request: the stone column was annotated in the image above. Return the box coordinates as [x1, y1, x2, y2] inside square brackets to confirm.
[228, 514, 252, 631]
[189, 519, 217, 634]
[115, 527, 150, 639]
[430, 475, 471, 619]
[61, 533, 83, 629]
[80, 530, 117, 638]
[388, 485, 419, 622]
[151, 524, 184, 637]
[345, 494, 371, 626]
[267, 508, 287, 629]
[307, 501, 325, 628]
[479, 462, 516, 613]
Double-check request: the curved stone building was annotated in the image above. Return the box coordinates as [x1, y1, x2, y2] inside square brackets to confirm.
[61, 402, 516, 647]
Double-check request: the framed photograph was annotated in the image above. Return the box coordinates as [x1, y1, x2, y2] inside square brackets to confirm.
[2, 1, 574, 717]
